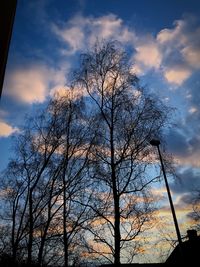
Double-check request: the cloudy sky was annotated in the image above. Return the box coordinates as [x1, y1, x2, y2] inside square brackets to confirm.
[1, 0, 200, 261]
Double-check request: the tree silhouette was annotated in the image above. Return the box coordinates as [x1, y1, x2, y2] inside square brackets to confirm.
[74, 40, 171, 264]
[0, 89, 92, 266]
[0, 40, 172, 266]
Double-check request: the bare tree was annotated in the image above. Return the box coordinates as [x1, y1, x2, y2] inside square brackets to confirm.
[48, 92, 93, 267]
[0, 106, 64, 265]
[0, 159, 31, 263]
[75, 40, 171, 264]
[0, 88, 93, 266]
[0, 40, 172, 266]
[186, 190, 200, 232]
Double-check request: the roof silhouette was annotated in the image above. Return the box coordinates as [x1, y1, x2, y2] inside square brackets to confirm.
[165, 229, 200, 265]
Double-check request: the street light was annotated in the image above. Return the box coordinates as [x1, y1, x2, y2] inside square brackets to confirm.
[150, 139, 183, 249]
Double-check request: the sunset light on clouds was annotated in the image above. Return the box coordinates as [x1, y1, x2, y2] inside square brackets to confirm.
[1, 0, 200, 264]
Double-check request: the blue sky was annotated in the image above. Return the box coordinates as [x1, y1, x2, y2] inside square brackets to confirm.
[1, 0, 200, 261]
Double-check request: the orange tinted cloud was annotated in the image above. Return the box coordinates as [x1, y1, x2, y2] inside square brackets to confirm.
[0, 121, 19, 137]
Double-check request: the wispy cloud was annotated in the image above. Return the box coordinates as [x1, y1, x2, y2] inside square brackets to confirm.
[52, 13, 200, 88]
[52, 14, 136, 55]
[165, 126, 200, 168]
[157, 15, 200, 85]
[52, 23, 85, 54]
[170, 168, 200, 194]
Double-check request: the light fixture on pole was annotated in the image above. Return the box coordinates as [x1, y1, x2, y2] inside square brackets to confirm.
[150, 139, 183, 249]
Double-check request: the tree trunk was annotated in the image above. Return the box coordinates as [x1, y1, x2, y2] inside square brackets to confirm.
[12, 244, 17, 264]
[38, 233, 46, 266]
[11, 206, 17, 263]
[113, 180, 120, 265]
[110, 121, 121, 264]
[63, 175, 69, 267]
[27, 190, 33, 265]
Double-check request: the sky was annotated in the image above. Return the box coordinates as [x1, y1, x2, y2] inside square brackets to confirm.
[1, 0, 200, 262]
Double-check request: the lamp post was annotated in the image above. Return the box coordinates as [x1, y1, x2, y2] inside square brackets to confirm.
[150, 139, 183, 248]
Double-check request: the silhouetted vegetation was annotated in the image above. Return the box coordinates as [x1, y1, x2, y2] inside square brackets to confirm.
[0, 40, 172, 266]
[187, 189, 200, 231]
[0, 252, 48, 267]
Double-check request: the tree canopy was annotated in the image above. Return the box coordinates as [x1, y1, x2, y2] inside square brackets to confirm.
[0, 40, 172, 267]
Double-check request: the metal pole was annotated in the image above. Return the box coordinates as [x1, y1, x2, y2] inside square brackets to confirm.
[156, 144, 183, 247]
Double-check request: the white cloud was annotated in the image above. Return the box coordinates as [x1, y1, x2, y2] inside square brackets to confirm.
[186, 93, 192, 99]
[156, 16, 200, 85]
[52, 13, 200, 87]
[52, 14, 136, 54]
[92, 15, 123, 38]
[50, 85, 87, 101]
[182, 46, 200, 68]
[52, 24, 84, 54]
[164, 67, 191, 86]
[50, 86, 68, 98]
[157, 19, 186, 45]
[130, 64, 143, 75]
[0, 121, 19, 137]
[51, 14, 200, 87]
[4, 65, 66, 104]
[188, 107, 197, 114]
[134, 42, 162, 69]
